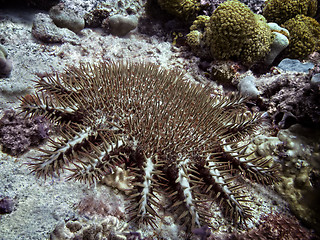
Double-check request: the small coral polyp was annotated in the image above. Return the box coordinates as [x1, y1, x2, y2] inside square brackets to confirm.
[19, 61, 278, 231]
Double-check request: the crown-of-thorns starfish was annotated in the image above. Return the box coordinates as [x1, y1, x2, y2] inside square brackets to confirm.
[19, 61, 278, 231]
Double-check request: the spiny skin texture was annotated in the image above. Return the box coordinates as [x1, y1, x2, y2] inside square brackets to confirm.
[19, 61, 278, 231]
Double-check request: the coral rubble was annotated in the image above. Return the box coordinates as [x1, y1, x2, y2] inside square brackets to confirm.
[0, 109, 50, 156]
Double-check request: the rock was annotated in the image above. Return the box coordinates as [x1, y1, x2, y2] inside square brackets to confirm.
[311, 73, 320, 86]
[0, 44, 13, 78]
[32, 13, 80, 44]
[238, 75, 261, 98]
[107, 14, 138, 37]
[278, 58, 314, 73]
[0, 196, 15, 214]
[49, 4, 85, 33]
[264, 23, 289, 65]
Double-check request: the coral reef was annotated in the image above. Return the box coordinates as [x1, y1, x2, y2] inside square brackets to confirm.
[101, 165, 134, 193]
[77, 192, 125, 219]
[262, 0, 318, 25]
[157, 0, 201, 21]
[0, 109, 50, 156]
[239, 0, 265, 14]
[18, 61, 278, 233]
[277, 58, 314, 72]
[264, 23, 290, 65]
[281, 15, 320, 60]
[238, 75, 261, 98]
[210, 60, 242, 87]
[84, 4, 110, 28]
[275, 125, 320, 233]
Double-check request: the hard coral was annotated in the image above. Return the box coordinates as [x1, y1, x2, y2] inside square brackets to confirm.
[50, 216, 128, 240]
[204, 0, 273, 66]
[282, 15, 320, 59]
[263, 0, 318, 25]
[157, 0, 201, 21]
[186, 15, 209, 53]
[0, 109, 50, 155]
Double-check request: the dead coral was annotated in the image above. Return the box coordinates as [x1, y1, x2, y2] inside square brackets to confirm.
[257, 71, 320, 128]
[210, 213, 318, 240]
[50, 216, 128, 240]
[0, 109, 50, 155]
[77, 192, 125, 219]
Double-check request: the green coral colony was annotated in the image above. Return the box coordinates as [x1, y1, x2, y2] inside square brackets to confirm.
[186, 0, 274, 65]
[185, 0, 320, 64]
[20, 61, 278, 231]
[263, 0, 320, 59]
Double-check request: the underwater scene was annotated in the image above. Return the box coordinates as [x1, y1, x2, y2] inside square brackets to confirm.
[0, 0, 320, 239]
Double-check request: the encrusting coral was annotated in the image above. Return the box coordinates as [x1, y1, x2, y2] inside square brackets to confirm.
[19, 61, 278, 233]
[262, 0, 318, 25]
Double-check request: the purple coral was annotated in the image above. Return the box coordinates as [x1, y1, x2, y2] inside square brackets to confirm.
[0, 109, 50, 155]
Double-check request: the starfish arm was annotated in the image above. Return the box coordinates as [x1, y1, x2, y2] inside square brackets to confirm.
[127, 154, 159, 228]
[19, 92, 84, 124]
[27, 126, 97, 179]
[204, 158, 253, 223]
